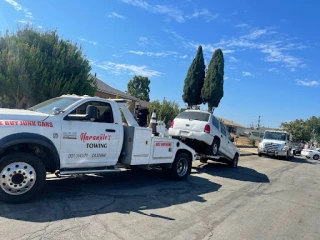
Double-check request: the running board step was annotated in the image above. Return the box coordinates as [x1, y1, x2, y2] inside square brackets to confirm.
[59, 168, 121, 176]
[196, 154, 221, 160]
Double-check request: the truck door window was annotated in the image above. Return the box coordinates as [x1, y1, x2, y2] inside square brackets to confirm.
[220, 123, 227, 136]
[226, 129, 232, 140]
[68, 101, 114, 123]
[211, 115, 220, 129]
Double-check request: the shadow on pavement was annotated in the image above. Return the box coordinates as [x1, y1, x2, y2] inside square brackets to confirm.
[193, 162, 270, 183]
[0, 169, 221, 222]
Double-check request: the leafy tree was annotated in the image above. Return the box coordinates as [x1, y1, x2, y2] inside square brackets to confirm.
[280, 119, 311, 142]
[201, 48, 224, 112]
[148, 98, 180, 125]
[127, 75, 150, 101]
[0, 25, 96, 109]
[179, 108, 187, 113]
[306, 116, 320, 142]
[182, 45, 205, 108]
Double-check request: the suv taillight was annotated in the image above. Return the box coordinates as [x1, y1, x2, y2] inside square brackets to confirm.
[171, 120, 174, 128]
[204, 124, 210, 133]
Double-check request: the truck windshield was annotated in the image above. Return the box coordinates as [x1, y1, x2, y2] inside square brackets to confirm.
[264, 132, 287, 141]
[28, 97, 79, 114]
[176, 111, 210, 122]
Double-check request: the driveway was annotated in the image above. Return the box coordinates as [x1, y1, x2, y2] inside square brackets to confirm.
[0, 155, 319, 240]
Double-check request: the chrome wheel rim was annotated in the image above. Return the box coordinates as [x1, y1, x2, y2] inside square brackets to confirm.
[177, 158, 188, 177]
[0, 162, 36, 195]
[213, 143, 218, 154]
[314, 155, 319, 160]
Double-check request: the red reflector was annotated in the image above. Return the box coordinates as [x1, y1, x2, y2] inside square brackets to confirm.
[171, 120, 174, 128]
[204, 124, 210, 133]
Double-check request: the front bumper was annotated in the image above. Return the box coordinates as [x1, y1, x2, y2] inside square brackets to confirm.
[258, 148, 288, 156]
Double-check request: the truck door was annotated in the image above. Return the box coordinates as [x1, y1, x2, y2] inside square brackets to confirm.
[59, 100, 120, 169]
[219, 123, 230, 157]
[225, 129, 236, 159]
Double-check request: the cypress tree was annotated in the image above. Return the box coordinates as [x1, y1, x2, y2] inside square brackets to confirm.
[201, 49, 224, 112]
[182, 45, 206, 108]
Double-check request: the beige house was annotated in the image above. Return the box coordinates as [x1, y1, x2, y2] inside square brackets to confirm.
[89, 75, 150, 127]
[218, 117, 245, 135]
[89, 74, 150, 114]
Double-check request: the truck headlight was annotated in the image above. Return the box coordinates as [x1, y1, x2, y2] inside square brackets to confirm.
[281, 147, 289, 151]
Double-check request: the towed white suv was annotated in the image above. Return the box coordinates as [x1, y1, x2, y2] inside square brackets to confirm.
[168, 110, 239, 166]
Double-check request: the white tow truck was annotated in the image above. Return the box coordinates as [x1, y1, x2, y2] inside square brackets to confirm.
[258, 130, 294, 160]
[0, 95, 196, 203]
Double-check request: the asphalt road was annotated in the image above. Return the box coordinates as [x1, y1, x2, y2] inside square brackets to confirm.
[1, 155, 320, 240]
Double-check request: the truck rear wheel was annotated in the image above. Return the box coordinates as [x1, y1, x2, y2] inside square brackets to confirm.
[0, 153, 46, 204]
[209, 138, 220, 156]
[170, 152, 192, 180]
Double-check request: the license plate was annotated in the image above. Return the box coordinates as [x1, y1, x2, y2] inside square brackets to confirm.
[181, 131, 189, 136]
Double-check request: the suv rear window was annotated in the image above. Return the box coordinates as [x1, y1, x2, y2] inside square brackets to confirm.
[176, 111, 210, 122]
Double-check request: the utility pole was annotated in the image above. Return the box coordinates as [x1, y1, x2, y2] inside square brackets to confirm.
[257, 116, 261, 130]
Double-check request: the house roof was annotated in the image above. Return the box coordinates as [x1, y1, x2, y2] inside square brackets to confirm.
[217, 117, 244, 128]
[89, 74, 139, 101]
[137, 100, 151, 108]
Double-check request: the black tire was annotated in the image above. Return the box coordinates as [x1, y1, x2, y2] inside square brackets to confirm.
[229, 154, 239, 168]
[0, 152, 46, 204]
[211, 138, 220, 156]
[170, 152, 192, 180]
[258, 152, 262, 157]
[313, 154, 320, 160]
[289, 151, 294, 159]
[284, 151, 293, 161]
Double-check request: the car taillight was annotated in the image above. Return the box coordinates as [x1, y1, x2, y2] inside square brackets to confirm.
[171, 120, 174, 128]
[204, 124, 210, 133]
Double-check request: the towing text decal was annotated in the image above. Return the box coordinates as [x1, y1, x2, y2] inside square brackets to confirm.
[80, 133, 111, 142]
[155, 142, 172, 147]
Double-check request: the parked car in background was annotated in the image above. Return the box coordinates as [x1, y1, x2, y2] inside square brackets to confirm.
[290, 142, 304, 155]
[301, 148, 320, 160]
[168, 110, 239, 167]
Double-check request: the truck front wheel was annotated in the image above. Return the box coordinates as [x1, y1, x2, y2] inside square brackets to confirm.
[229, 154, 239, 168]
[0, 153, 46, 204]
[170, 152, 192, 180]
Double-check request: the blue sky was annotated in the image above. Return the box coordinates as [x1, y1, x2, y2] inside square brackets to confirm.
[1, 0, 319, 128]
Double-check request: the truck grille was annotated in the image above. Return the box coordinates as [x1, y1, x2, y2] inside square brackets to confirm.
[264, 143, 279, 152]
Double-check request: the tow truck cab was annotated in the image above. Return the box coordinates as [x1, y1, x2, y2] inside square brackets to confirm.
[0, 95, 195, 203]
[258, 130, 294, 159]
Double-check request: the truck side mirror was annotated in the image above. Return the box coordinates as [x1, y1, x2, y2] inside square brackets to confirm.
[86, 105, 98, 121]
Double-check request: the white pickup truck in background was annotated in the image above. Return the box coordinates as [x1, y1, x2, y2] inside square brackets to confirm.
[168, 110, 239, 167]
